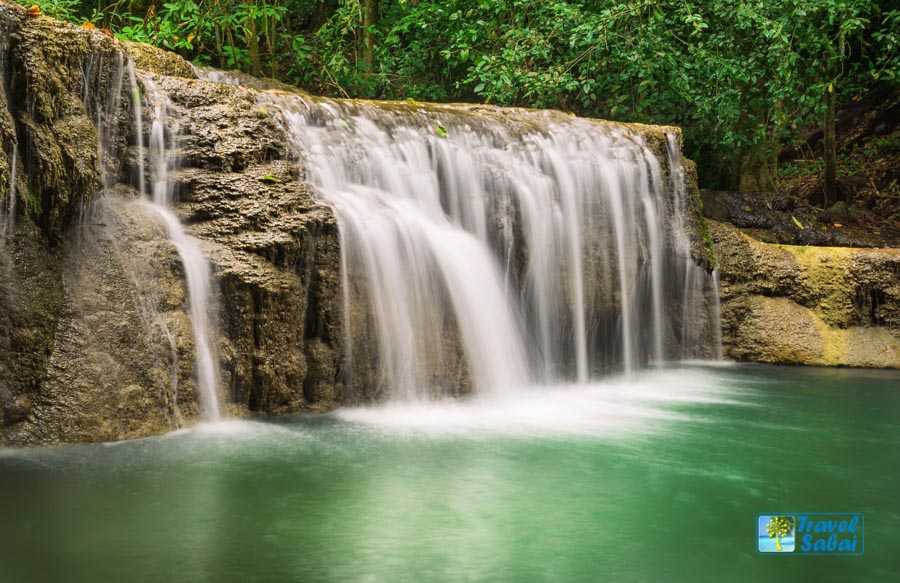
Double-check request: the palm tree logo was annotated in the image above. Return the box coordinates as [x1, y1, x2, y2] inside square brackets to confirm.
[766, 516, 795, 552]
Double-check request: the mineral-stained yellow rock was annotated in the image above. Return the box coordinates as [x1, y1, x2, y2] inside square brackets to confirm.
[712, 220, 900, 368]
[730, 296, 899, 367]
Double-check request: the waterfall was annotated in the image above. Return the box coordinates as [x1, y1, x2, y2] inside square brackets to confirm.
[1, 143, 15, 304]
[665, 133, 722, 361]
[264, 95, 722, 399]
[127, 65, 222, 420]
[711, 270, 724, 361]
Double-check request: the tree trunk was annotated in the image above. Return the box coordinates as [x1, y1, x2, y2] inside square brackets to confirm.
[823, 86, 838, 206]
[362, 0, 377, 72]
[738, 149, 776, 192]
[246, 1, 261, 76]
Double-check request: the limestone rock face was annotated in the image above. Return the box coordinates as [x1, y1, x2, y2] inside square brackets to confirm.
[121, 40, 196, 78]
[711, 220, 900, 368]
[148, 73, 344, 413]
[7, 197, 199, 443]
[0, 2, 343, 445]
[0, 2, 175, 443]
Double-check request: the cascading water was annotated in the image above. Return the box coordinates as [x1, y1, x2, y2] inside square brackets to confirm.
[127, 64, 222, 420]
[0, 11, 11, 241]
[264, 95, 721, 400]
[665, 133, 723, 361]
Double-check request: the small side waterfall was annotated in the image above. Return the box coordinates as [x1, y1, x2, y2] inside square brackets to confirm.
[268, 96, 722, 399]
[127, 64, 222, 420]
[1, 142, 15, 306]
[711, 270, 724, 361]
[666, 133, 722, 361]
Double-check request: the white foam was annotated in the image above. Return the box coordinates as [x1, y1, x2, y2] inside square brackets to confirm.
[335, 368, 749, 438]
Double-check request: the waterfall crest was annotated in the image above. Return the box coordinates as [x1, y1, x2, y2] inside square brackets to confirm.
[269, 97, 721, 399]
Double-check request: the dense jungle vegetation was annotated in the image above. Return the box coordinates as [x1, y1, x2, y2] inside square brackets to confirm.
[17, 0, 900, 202]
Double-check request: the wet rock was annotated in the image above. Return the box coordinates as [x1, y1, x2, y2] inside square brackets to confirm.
[5, 198, 200, 444]
[712, 220, 900, 368]
[3, 394, 31, 424]
[121, 41, 195, 78]
[0, 0, 709, 444]
[0, 2, 197, 444]
[827, 201, 851, 223]
[148, 72, 346, 412]
[701, 190, 897, 248]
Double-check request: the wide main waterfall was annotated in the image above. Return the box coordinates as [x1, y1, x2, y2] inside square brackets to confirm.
[270, 97, 721, 399]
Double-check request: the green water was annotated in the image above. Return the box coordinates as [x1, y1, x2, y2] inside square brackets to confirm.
[1, 364, 898, 582]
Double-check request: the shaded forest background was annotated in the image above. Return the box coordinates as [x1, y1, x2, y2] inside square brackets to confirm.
[18, 0, 900, 213]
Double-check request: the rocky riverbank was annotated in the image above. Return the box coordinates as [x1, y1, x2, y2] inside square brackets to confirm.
[711, 220, 899, 368]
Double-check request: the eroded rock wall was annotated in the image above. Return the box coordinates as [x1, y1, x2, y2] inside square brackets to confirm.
[150, 73, 344, 412]
[711, 220, 900, 368]
[0, 2, 219, 443]
[0, 2, 343, 445]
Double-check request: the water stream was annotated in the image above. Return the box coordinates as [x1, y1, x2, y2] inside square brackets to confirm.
[127, 64, 222, 420]
[267, 96, 720, 399]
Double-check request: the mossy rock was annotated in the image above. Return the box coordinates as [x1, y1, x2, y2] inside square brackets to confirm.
[122, 40, 196, 78]
[713, 220, 900, 368]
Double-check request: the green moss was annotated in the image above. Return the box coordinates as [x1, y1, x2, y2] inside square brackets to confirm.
[699, 216, 717, 267]
[687, 158, 717, 267]
[863, 131, 900, 158]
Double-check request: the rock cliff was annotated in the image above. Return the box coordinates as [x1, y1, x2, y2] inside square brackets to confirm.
[0, 2, 341, 444]
[0, 1, 711, 445]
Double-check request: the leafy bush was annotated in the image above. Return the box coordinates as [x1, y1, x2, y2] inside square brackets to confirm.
[26, 0, 81, 20]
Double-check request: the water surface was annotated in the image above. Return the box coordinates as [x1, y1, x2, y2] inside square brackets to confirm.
[1, 364, 897, 582]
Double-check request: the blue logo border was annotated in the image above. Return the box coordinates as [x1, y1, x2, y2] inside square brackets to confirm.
[756, 512, 864, 556]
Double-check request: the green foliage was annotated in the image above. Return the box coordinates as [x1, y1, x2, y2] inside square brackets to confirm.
[865, 131, 900, 156]
[290, 0, 898, 188]
[779, 159, 824, 180]
[26, 0, 81, 20]
[40, 1, 292, 74]
[871, 10, 900, 83]
[13, 1, 900, 189]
